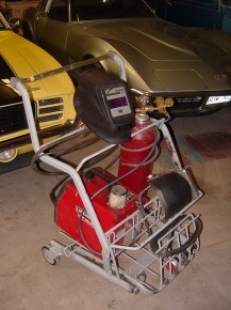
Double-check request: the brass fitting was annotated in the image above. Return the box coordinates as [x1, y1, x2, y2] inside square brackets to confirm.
[135, 97, 174, 115]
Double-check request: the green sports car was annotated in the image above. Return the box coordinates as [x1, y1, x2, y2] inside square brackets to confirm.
[22, 0, 231, 115]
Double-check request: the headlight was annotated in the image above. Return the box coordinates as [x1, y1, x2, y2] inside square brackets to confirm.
[206, 96, 231, 105]
[0, 148, 17, 163]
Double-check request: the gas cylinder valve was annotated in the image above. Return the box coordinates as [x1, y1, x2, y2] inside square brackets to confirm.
[135, 96, 174, 116]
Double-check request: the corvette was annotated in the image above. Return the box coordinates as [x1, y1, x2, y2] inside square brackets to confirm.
[22, 0, 231, 116]
[0, 12, 76, 173]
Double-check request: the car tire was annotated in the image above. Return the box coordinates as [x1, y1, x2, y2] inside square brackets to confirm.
[82, 60, 103, 71]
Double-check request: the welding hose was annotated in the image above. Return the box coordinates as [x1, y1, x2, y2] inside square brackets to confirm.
[90, 126, 160, 200]
[31, 128, 97, 175]
[150, 215, 203, 258]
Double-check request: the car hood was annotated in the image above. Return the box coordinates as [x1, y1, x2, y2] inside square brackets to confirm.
[83, 18, 231, 92]
[0, 31, 74, 99]
[90, 19, 198, 61]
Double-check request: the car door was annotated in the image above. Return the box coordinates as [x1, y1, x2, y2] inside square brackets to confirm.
[163, 0, 219, 28]
[34, 0, 70, 64]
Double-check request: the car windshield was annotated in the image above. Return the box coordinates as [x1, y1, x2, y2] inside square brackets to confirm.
[72, 0, 154, 21]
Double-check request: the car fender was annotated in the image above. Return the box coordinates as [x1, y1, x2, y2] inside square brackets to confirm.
[65, 34, 152, 92]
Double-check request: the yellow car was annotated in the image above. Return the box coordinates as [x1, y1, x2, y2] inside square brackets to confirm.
[0, 12, 76, 173]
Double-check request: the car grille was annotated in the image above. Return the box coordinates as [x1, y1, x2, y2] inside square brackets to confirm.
[0, 97, 64, 136]
[37, 97, 64, 123]
[0, 101, 35, 135]
[171, 96, 203, 111]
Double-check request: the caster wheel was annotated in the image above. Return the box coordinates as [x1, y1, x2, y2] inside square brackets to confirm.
[41, 246, 58, 265]
[138, 272, 147, 282]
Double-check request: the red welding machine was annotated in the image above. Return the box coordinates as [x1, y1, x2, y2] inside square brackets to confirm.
[55, 167, 142, 254]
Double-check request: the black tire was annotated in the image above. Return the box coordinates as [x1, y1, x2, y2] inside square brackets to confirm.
[81, 58, 104, 72]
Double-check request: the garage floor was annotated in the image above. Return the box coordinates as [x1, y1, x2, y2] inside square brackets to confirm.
[0, 110, 231, 310]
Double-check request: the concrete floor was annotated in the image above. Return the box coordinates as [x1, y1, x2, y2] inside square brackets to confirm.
[0, 109, 231, 310]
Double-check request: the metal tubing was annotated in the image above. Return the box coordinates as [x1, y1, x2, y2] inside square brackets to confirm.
[11, 78, 113, 270]
[20, 51, 126, 84]
[50, 240, 135, 293]
[156, 119, 183, 170]
[10, 53, 128, 274]
[10, 77, 41, 152]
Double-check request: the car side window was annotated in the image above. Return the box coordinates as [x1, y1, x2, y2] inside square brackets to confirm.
[48, 0, 69, 22]
[72, 0, 152, 21]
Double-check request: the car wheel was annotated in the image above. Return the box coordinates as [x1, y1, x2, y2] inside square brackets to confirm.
[68, 56, 104, 84]
[82, 60, 104, 71]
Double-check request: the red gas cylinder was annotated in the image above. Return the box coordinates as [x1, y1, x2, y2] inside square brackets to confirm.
[118, 113, 156, 193]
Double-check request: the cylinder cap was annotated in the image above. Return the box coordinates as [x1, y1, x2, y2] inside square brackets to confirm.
[135, 113, 149, 123]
